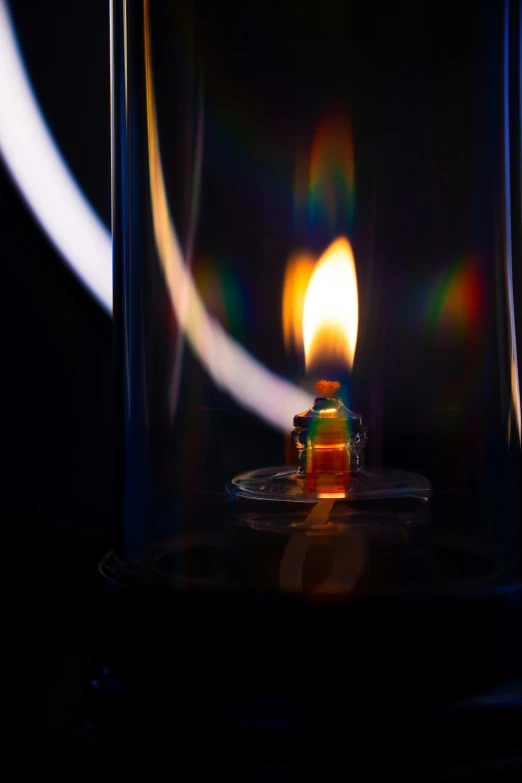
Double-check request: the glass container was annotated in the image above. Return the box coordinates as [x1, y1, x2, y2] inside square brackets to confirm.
[81, 0, 522, 774]
[108, 0, 520, 595]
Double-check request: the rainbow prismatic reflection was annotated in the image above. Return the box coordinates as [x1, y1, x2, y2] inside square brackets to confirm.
[194, 256, 247, 341]
[309, 111, 355, 233]
[426, 258, 483, 341]
[293, 110, 355, 237]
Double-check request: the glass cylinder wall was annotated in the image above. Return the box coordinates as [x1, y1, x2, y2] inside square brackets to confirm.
[112, 0, 521, 591]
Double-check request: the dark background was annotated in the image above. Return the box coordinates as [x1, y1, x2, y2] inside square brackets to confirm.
[2, 0, 521, 775]
[2, 2, 113, 772]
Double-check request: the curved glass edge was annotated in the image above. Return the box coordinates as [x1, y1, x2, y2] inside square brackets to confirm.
[227, 466, 432, 504]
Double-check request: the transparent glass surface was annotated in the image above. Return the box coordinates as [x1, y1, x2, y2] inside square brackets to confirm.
[112, 0, 521, 593]
[228, 466, 432, 504]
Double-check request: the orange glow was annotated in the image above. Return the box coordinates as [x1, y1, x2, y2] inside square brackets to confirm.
[315, 380, 340, 397]
[302, 237, 358, 371]
[282, 252, 315, 352]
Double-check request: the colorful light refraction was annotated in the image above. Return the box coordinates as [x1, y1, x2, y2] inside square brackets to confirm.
[308, 111, 355, 233]
[426, 258, 482, 342]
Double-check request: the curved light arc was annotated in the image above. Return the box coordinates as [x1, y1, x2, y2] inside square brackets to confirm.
[0, 0, 310, 430]
[0, 0, 112, 311]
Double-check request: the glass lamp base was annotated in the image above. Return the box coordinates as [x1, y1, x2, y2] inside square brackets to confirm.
[227, 466, 432, 533]
[228, 465, 432, 503]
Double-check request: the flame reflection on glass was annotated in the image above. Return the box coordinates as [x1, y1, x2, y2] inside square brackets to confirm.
[293, 109, 355, 237]
[282, 252, 315, 354]
[309, 110, 355, 232]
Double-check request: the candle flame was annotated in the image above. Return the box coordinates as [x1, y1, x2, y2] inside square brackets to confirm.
[302, 237, 358, 371]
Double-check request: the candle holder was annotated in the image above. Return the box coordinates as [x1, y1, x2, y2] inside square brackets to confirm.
[228, 383, 431, 530]
[293, 388, 369, 478]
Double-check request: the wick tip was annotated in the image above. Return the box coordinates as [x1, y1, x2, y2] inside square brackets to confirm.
[315, 380, 341, 397]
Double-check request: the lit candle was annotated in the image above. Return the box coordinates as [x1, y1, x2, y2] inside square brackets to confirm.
[231, 234, 430, 520]
[291, 237, 367, 498]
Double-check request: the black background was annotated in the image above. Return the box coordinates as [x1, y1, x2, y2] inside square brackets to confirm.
[3, 3, 113, 771]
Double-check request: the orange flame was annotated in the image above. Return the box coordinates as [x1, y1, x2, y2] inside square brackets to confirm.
[302, 237, 358, 371]
[282, 252, 315, 352]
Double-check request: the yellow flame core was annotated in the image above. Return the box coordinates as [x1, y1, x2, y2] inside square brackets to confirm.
[303, 237, 358, 370]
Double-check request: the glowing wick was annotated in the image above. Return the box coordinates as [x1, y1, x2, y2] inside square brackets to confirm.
[315, 380, 341, 398]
